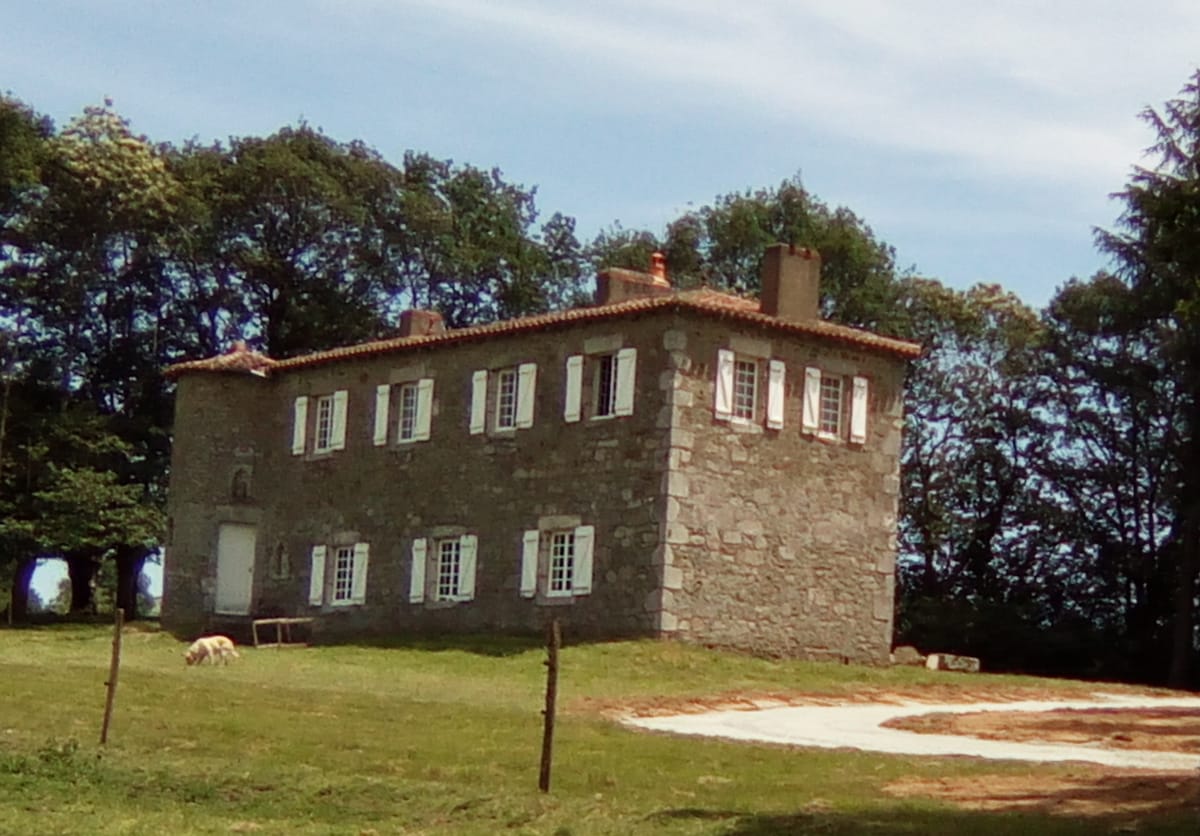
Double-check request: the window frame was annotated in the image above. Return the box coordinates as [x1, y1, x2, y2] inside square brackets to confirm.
[313, 394, 336, 453]
[594, 353, 618, 418]
[397, 381, 420, 441]
[818, 374, 844, 440]
[495, 368, 519, 430]
[331, 545, 355, 603]
[435, 537, 463, 601]
[732, 358, 759, 421]
[546, 530, 576, 598]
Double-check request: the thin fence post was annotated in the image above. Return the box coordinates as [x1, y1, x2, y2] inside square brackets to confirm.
[538, 618, 560, 793]
[100, 607, 124, 745]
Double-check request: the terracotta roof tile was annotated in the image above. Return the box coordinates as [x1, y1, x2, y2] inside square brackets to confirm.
[165, 291, 921, 379]
[165, 341, 276, 378]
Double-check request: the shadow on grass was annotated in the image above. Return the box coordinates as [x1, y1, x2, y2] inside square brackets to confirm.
[646, 804, 1200, 835]
[319, 631, 660, 658]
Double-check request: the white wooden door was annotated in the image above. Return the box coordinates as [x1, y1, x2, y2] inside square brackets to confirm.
[215, 523, 256, 615]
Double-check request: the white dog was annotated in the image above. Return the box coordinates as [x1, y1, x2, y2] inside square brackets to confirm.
[184, 635, 240, 666]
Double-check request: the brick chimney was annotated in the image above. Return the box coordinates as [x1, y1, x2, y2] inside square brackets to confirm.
[760, 244, 821, 321]
[595, 252, 673, 305]
[398, 309, 446, 337]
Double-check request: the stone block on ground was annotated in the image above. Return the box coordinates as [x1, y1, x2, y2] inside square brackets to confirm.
[890, 645, 926, 666]
[925, 652, 981, 673]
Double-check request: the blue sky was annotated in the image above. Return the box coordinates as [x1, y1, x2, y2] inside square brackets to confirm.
[5, 0, 1199, 311]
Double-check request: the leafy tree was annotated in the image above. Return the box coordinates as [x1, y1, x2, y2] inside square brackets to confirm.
[587, 175, 906, 335]
[1038, 274, 1180, 681]
[1095, 70, 1200, 686]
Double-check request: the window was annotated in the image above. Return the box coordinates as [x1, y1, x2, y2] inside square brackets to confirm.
[595, 355, 617, 417]
[563, 348, 636, 422]
[496, 368, 518, 429]
[470, 364, 537, 434]
[733, 359, 758, 420]
[292, 391, 348, 455]
[548, 531, 575, 595]
[373, 379, 434, 445]
[436, 539, 462, 600]
[520, 525, 595, 598]
[819, 375, 843, 437]
[715, 350, 784, 427]
[332, 546, 355, 603]
[409, 534, 477, 604]
[315, 395, 335, 451]
[308, 542, 369, 607]
[398, 382, 419, 440]
[802, 368, 870, 444]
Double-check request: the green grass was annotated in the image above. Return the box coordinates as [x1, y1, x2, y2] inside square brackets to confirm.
[0, 625, 1192, 835]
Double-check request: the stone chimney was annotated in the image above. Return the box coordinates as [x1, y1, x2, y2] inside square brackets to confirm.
[398, 309, 446, 337]
[760, 244, 821, 321]
[595, 252, 673, 306]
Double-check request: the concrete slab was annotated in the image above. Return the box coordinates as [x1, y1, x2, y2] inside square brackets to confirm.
[624, 694, 1200, 770]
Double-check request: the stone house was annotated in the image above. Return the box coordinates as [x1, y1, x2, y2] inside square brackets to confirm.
[162, 245, 920, 662]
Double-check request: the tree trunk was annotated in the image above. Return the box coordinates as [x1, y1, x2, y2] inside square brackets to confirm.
[1167, 516, 1198, 688]
[66, 555, 96, 613]
[9, 558, 36, 623]
[115, 547, 147, 621]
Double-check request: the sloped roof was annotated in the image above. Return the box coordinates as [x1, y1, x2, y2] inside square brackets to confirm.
[165, 289, 921, 379]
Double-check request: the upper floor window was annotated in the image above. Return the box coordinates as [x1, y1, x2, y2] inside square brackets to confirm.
[732, 359, 758, 420]
[292, 391, 348, 456]
[819, 375, 843, 437]
[802, 368, 870, 444]
[714, 350, 784, 429]
[469, 364, 537, 435]
[563, 348, 636, 422]
[496, 368, 519, 429]
[373, 379, 434, 446]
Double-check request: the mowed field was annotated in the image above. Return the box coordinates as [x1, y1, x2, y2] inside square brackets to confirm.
[0, 624, 1195, 835]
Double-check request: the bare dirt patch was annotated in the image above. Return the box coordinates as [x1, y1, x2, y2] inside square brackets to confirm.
[885, 768, 1200, 818]
[883, 706, 1200, 754]
[604, 685, 1200, 819]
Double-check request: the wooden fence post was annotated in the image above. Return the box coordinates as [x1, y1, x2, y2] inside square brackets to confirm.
[538, 618, 560, 793]
[99, 607, 124, 745]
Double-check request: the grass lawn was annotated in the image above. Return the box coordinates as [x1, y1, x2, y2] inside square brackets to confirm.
[0, 624, 1193, 835]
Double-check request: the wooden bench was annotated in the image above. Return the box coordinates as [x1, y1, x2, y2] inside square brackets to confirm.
[251, 617, 314, 649]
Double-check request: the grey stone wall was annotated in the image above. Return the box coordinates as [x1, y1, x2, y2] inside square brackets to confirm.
[655, 317, 905, 663]
[164, 308, 908, 663]
[166, 316, 676, 641]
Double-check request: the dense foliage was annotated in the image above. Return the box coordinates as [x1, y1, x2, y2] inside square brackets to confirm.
[2, 70, 1199, 686]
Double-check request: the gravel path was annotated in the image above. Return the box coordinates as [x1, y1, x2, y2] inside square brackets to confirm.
[624, 693, 1200, 770]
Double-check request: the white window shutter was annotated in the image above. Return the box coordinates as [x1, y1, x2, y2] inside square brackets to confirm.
[331, 389, 349, 450]
[850, 376, 869, 444]
[572, 525, 595, 595]
[292, 396, 309, 455]
[802, 367, 821, 433]
[563, 355, 583, 423]
[308, 545, 326, 606]
[767, 359, 786, 430]
[615, 348, 637, 416]
[415, 378, 434, 441]
[351, 542, 370, 605]
[459, 534, 478, 601]
[520, 530, 539, 598]
[469, 370, 488, 435]
[373, 384, 390, 446]
[715, 349, 734, 420]
[516, 362, 537, 428]
[409, 538, 427, 603]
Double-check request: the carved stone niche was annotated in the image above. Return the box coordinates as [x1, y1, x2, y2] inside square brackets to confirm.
[230, 467, 252, 503]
